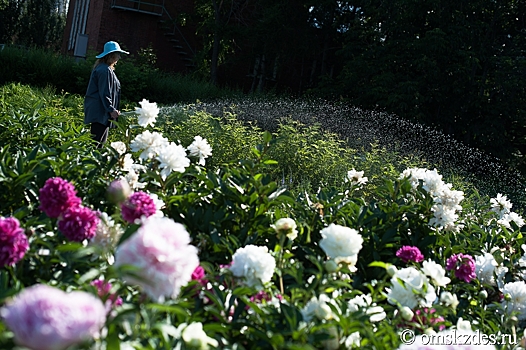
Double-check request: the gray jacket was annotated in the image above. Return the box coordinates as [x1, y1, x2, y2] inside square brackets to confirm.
[84, 63, 121, 125]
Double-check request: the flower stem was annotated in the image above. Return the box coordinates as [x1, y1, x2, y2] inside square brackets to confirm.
[277, 234, 286, 295]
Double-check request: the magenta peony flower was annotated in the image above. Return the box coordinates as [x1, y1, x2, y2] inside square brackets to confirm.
[39, 177, 82, 218]
[396, 246, 424, 263]
[0, 216, 29, 267]
[191, 265, 208, 285]
[0, 284, 107, 350]
[91, 279, 123, 310]
[120, 191, 157, 223]
[446, 253, 476, 283]
[58, 206, 100, 242]
[114, 216, 199, 302]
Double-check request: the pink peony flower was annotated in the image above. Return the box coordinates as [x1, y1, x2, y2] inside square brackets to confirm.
[91, 279, 123, 310]
[39, 177, 82, 218]
[114, 216, 199, 302]
[0, 284, 107, 350]
[191, 265, 208, 285]
[446, 253, 476, 283]
[396, 246, 424, 263]
[120, 191, 157, 223]
[0, 216, 29, 267]
[58, 206, 100, 242]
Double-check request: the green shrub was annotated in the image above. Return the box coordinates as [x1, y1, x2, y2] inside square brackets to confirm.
[0, 46, 238, 105]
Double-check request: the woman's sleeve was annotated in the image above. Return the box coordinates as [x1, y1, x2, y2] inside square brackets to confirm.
[97, 68, 117, 114]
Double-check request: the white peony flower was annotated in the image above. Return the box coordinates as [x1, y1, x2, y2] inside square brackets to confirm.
[124, 169, 146, 190]
[474, 252, 508, 287]
[400, 167, 426, 188]
[343, 331, 361, 349]
[187, 136, 213, 166]
[347, 294, 386, 322]
[178, 322, 219, 349]
[156, 142, 190, 180]
[114, 216, 199, 302]
[229, 245, 276, 289]
[301, 294, 336, 322]
[401, 168, 444, 196]
[422, 259, 450, 287]
[420, 169, 444, 196]
[110, 141, 127, 155]
[429, 204, 459, 231]
[498, 211, 525, 229]
[130, 130, 169, 160]
[271, 218, 298, 240]
[490, 193, 513, 215]
[501, 281, 526, 320]
[401, 168, 464, 232]
[319, 224, 363, 267]
[386, 267, 436, 309]
[435, 185, 464, 210]
[439, 291, 459, 309]
[121, 153, 135, 172]
[345, 169, 368, 186]
[90, 212, 124, 261]
[135, 99, 159, 127]
[347, 294, 372, 313]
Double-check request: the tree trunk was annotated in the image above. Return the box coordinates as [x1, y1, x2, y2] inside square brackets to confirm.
[210, 0, 221, 85]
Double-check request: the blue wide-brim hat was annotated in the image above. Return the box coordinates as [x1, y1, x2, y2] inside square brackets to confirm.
[96, 41, 129, 59]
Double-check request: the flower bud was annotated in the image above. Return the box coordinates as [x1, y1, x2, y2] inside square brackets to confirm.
[400, 306, 414, 321]
[478, 290, 488, 300]
[508, 316, 519, 326]
[321, 325, 339, 350]
[456, 317, 472, 331]
[24, 227, 35, 238]
[440, 291, 459, 309]
[272, 218, 298, 240]
[324, 260, 339, 273]
[386, 264, 398, 277]
[107, 178, 132, 204]
[424, 328, 436, 335]
[314, 303, 333, 320]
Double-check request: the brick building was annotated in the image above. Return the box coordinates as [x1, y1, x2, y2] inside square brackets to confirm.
[61, 0, 198, 73]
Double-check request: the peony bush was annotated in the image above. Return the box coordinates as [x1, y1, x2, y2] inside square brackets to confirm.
[2, 86, 526, 349]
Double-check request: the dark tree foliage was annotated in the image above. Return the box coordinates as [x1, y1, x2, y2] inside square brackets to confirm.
[0, 0, 66, 51]
[194, 0, 344, 93]
[194, 0, 526, 173]
[330, 0, 526, 171]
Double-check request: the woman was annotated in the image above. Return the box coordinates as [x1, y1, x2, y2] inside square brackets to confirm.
[84, 41, 129, 147]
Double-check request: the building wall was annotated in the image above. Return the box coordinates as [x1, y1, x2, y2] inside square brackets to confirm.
[62, 0, 198, 73]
